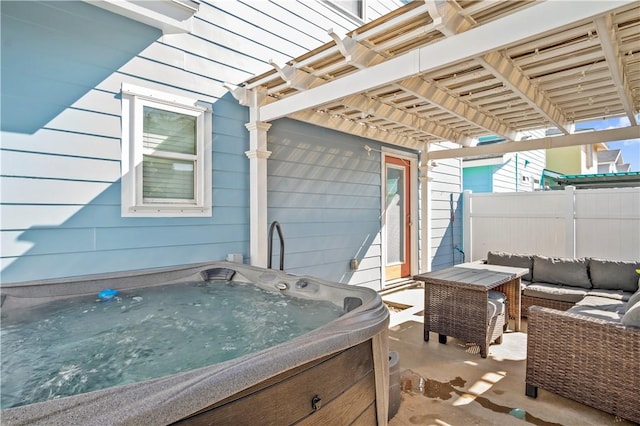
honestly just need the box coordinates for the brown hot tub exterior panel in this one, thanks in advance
[174,340,376,425]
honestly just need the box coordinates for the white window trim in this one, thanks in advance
[324,0,366,24]
[121,83,212,217]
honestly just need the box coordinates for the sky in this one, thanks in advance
[575,115,640,172]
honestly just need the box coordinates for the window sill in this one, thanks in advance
[123,205,212,218]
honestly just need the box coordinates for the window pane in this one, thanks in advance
[143,156,194,200]
[386,166,404,264]
[332,1,363,18]
[143,106,196,155]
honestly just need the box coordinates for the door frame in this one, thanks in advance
[381,147,418,284]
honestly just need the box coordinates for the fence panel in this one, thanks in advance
[574,188,640,261]
[464,187,640,261]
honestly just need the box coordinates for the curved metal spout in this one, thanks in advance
[268,221,285,270]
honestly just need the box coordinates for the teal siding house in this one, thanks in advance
[463,137,546,193]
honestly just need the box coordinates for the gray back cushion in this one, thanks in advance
[589,259,640,292]
[533,255,591,288]
[486,251,533,281]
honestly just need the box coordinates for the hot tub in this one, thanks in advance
[0,261,390,425]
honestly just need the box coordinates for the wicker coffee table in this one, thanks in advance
[414,264,528,358]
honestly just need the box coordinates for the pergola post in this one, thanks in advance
[420,147,435,273]
[244,121,271,267]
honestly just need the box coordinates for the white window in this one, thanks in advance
[329,1,364,20]
[121,83,212,217]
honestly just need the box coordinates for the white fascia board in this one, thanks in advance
[463,155,509,168]
[427,126,640,160]
[258,0,635,123]
[87,0,199,34]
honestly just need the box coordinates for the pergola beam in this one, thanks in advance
[426,126,640,160]
[291,109,423,149]
[258,0,634,123]
[594,15,638,126]
[477,51,573,134]
[400,76,519,142]
[340,93,467,144]
[427,0,473,37]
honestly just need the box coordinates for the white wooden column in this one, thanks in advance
[245,121,271,267]
[419,148,435,273]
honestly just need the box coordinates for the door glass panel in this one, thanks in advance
[386,165,405,265]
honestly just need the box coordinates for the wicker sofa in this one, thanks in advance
[485,251,639,316]
[485,251,640,422]
[526,304,640,423]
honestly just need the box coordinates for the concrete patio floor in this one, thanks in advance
[382,285,635,426]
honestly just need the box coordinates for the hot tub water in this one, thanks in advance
[1,281,342,409]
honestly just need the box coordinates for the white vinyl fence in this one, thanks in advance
[463,186,640,261]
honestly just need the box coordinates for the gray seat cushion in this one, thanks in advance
[586,288,633,302]
[571,295,626,322]
[575,295,626,309]
[487,298,505,318]
[487,290,506,318]
[523,283,587,303]
[532,255,591,288]
[589,259,640,293]
[486,251,533,281]
[488,290,506,302]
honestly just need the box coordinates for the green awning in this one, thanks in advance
[541,170,640,189]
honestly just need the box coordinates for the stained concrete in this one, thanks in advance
[383,286,635,426]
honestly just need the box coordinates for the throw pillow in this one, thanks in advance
[621,298,640,328]
[589,259,640,292]
[533,255,591,288]
[626,288,640,311]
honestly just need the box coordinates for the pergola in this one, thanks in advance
[227,0,640,267]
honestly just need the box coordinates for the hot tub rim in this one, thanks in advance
[1,262,390,425]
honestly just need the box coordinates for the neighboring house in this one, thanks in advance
[543,129,635,188]
[597,149,631,173]
[545,128,609,175]
[1,0,462,289]
[463,134,546,193]
[470,125,638,191]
